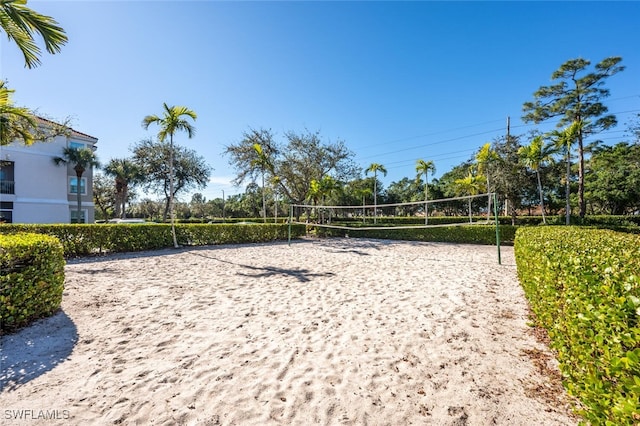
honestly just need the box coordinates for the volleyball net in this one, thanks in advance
[287,192,502,263]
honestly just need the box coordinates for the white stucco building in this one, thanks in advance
[0,120,99,224]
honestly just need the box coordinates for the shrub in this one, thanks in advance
[315,224,516,245]
[514,227,640,424]
[0,223,306,258]
[0,233,65,332]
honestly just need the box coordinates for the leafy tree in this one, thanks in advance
[454,169,485,222]
[132,198,163,222]
[226,128,356,219]
[415,159,435,223]
[365,163,387,224]
[522,56,625,217]
[309,175,341,222]
[92,172,116,220]
[132,138,211,222]
[586,142,640,214]
[142,103,197,247]
[53,147,100,223]
[0,0,67,68]
[103,158,142,219]
[488,135,529,224]
[385,177,421,216]
[190,193,208,221]
[627,113,640,144]
[518,135,559,224]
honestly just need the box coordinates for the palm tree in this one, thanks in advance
[142,103,197,248]
[0,0,67,68]
[252,143,273,223]
[104,158,142,219]
[415,159,435,224]
[54,147,100,223]
[0,80,36,146]
[365,163,387,224]
[476,143,499,219]
[549,121,584,225]
[454,170,485,223]
[518,135,558,224]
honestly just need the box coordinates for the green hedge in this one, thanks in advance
[0,233,65,332]
[0,223,306,258]
[314,224,516,245]
[514,227,640,424]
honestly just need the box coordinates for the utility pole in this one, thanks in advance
[504,116,511,217]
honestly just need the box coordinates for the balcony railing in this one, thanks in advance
[0,180,15,194]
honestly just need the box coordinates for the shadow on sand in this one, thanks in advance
[0,310,78,393]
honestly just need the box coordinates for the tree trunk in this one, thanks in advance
[122,183,128,219]
[169,136,178,248]
[577,131,586,218]
[373,173,378,224]
[76,170,83,223]
[261,171,266,223]
[486,172,492,221]
[536,171,546,224]
[424,173,429,225]
[566,149,571,225]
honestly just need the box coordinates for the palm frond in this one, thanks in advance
[0,0,67,68]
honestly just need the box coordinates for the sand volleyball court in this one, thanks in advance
[1,238,576,425]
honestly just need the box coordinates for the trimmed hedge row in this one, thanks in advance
[0,223,306,258]
[514,227,640,424]
[314,224,516,245]
[0,233,65,332]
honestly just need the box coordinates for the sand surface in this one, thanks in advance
[1,238,577,425]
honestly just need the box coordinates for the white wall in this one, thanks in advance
[1,131,98,224]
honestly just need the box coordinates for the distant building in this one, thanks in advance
[0,119,98,224]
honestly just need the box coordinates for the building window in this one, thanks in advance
[70,209,86,224]
[0,161,15,194]
[0,201,13,224]
[69,177,86,195]
[69,141,85,150]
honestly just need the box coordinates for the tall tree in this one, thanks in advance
[92,172,116,220]
[549,121,583,224]
[103,158,142,219]
[132,138,210,222]
[365,163,387,224]
[142,103,197,248]
[454,169,485,223]
[252,143,273,223]
[522,56,625,217]
[491,135,528,224]
[0,0,67,68]
[226,128,356,220]
[53,147,100,223]
[415,159,435,224]
[476,143,499,218]
[518,135,559,224]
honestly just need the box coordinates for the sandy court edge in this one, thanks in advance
[0,238,577,425]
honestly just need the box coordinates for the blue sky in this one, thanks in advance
[2,1,639,202]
